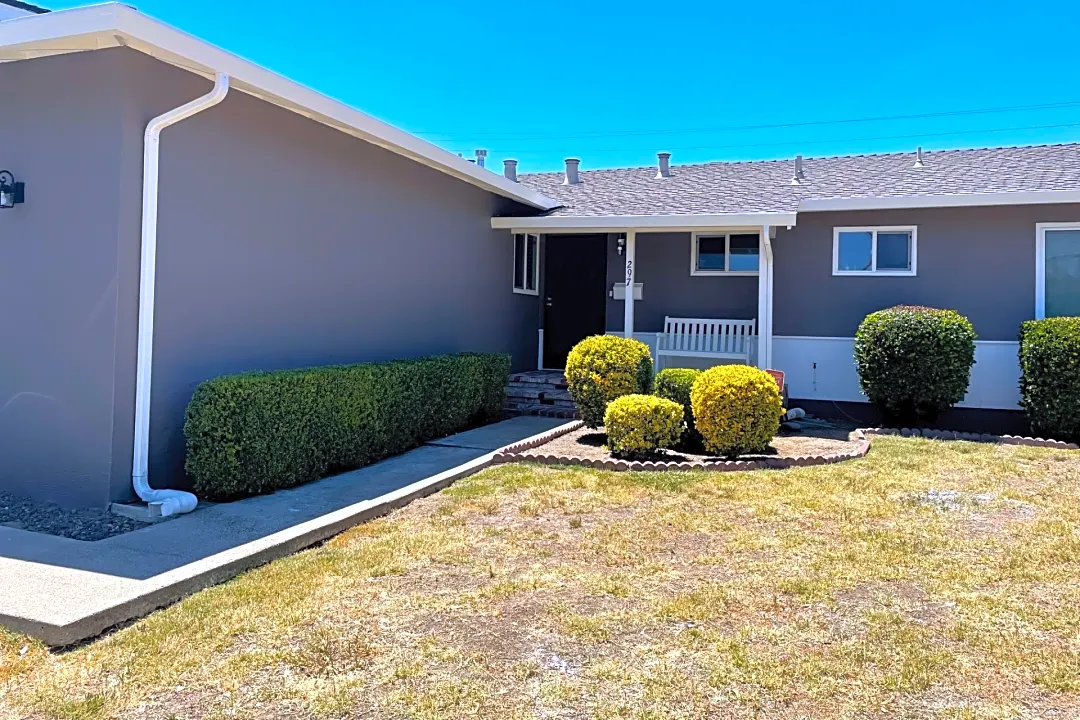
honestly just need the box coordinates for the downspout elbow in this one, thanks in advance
[132,73,230,518]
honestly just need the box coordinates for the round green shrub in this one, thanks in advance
[604,394,684,458]
[565,335,653,428]
[690,364,782,457]
[1019,317,1080,442]
[653,367,702,448]
[854,305,976,425]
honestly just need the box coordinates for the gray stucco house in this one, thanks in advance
[2,3,1079,511]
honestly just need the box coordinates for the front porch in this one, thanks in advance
[511,221,784,373]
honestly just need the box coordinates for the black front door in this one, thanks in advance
[543,234,608,368]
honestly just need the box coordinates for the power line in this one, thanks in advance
[481,120,1080,156]
[413,100,1080,141]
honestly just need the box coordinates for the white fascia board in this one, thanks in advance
[491,212,797,232]
[0,4,559,212]
[799,189,1080,212]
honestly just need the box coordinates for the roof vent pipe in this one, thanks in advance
[475,148,487,168]
[563,158,581,185]
[791,154,804,185]
[133,72,230,518]
[913,146,925,168]
[503,159,518,182]
[656,152,671,178]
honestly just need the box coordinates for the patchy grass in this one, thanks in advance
[2,437,1080,718]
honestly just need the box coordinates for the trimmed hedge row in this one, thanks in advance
[1020,317,1080,442]
[184,353,510,500]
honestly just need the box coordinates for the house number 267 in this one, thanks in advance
[625,260,633,286]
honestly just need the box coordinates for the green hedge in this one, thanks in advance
[854,305,976,425]
[653,368,701,449]
[184,353,510,500]
[1019,317,1080,442]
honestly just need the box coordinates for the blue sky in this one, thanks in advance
[45,0,1080,173]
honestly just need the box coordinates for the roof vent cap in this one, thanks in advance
[563,158,581,185]
[790,154,804,185]
[913,146,925,168]
[474,149,487,168]
[503,159,518,182]
[656,152,672,178]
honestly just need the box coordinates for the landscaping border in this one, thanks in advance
[492,422,872,471]
[863,427,1079,450]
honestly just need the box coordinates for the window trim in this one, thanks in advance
[1035,221,1080,319]
[832,226,918,277]
[690,231,761,276]
[512,232,540,295]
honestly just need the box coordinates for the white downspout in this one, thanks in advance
[132,73,230,517]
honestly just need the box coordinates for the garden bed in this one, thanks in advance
[495,421,869,471]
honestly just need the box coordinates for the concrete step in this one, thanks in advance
[505,386,574,403]
[508,372,568,388]
[504,403,579,419]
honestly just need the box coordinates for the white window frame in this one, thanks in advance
[690,231,761,276]
[832,226,918,277]
[512,233,540,295]
[1035,222,1080,319]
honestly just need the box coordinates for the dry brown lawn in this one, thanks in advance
[2,436,1079,719]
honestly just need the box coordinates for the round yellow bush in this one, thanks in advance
[604,394,683,458]
[690,364,782,457]
[565,335,653,428]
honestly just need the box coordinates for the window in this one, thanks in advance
[691,232,760,275]
[513,233,539,294]
[833,226,916,276]
[1036,223,1080,318]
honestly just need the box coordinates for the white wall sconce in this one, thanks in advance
[617,235,626,255]
[0,170,25,209]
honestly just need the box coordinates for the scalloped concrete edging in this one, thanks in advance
[863,427,1079,450]
[492,423,872,472]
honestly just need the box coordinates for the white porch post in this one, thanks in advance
[623,230,636,337]
[757,225,774,369]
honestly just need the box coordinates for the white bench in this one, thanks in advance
[655,316,756,370]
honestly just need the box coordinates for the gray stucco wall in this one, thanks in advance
[0,48,538,507]
[601,205,1080,343]
[605,232,759,332]
[0,51,127,508]
[110,49,539,492]
[773,205,1080,341]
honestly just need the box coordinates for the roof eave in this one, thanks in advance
[0,3,560,211]
[798,189,1080,212]
[491,212,798,232]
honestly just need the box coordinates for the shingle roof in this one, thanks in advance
[515,144,1080,217]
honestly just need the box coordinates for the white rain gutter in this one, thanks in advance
[132,72,230,517]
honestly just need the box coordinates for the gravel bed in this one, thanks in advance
[521,425,862,464]
[0,491,148,541]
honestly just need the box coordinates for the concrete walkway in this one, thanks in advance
[0,416,567,645]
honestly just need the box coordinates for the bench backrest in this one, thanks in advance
[661,317,757,354]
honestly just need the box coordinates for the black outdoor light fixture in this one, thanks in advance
[0,170,25,209]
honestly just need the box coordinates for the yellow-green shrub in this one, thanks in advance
[604,394,683,458]
[690,364,782,457]
[565,335,653,428]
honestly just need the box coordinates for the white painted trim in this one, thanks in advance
[832,226,917,276]
[537,329,544,370]
[772,336,1022,410]
[511,232,540,296]
[1034,221,1080,319]
[491,212,798,232]
[801,189,1080,212]
[690,231,761,277]
[0,4,558,212]
[623,231,636,336]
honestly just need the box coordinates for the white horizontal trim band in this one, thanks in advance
[491,212,798,232]
[799,189,1080,212]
